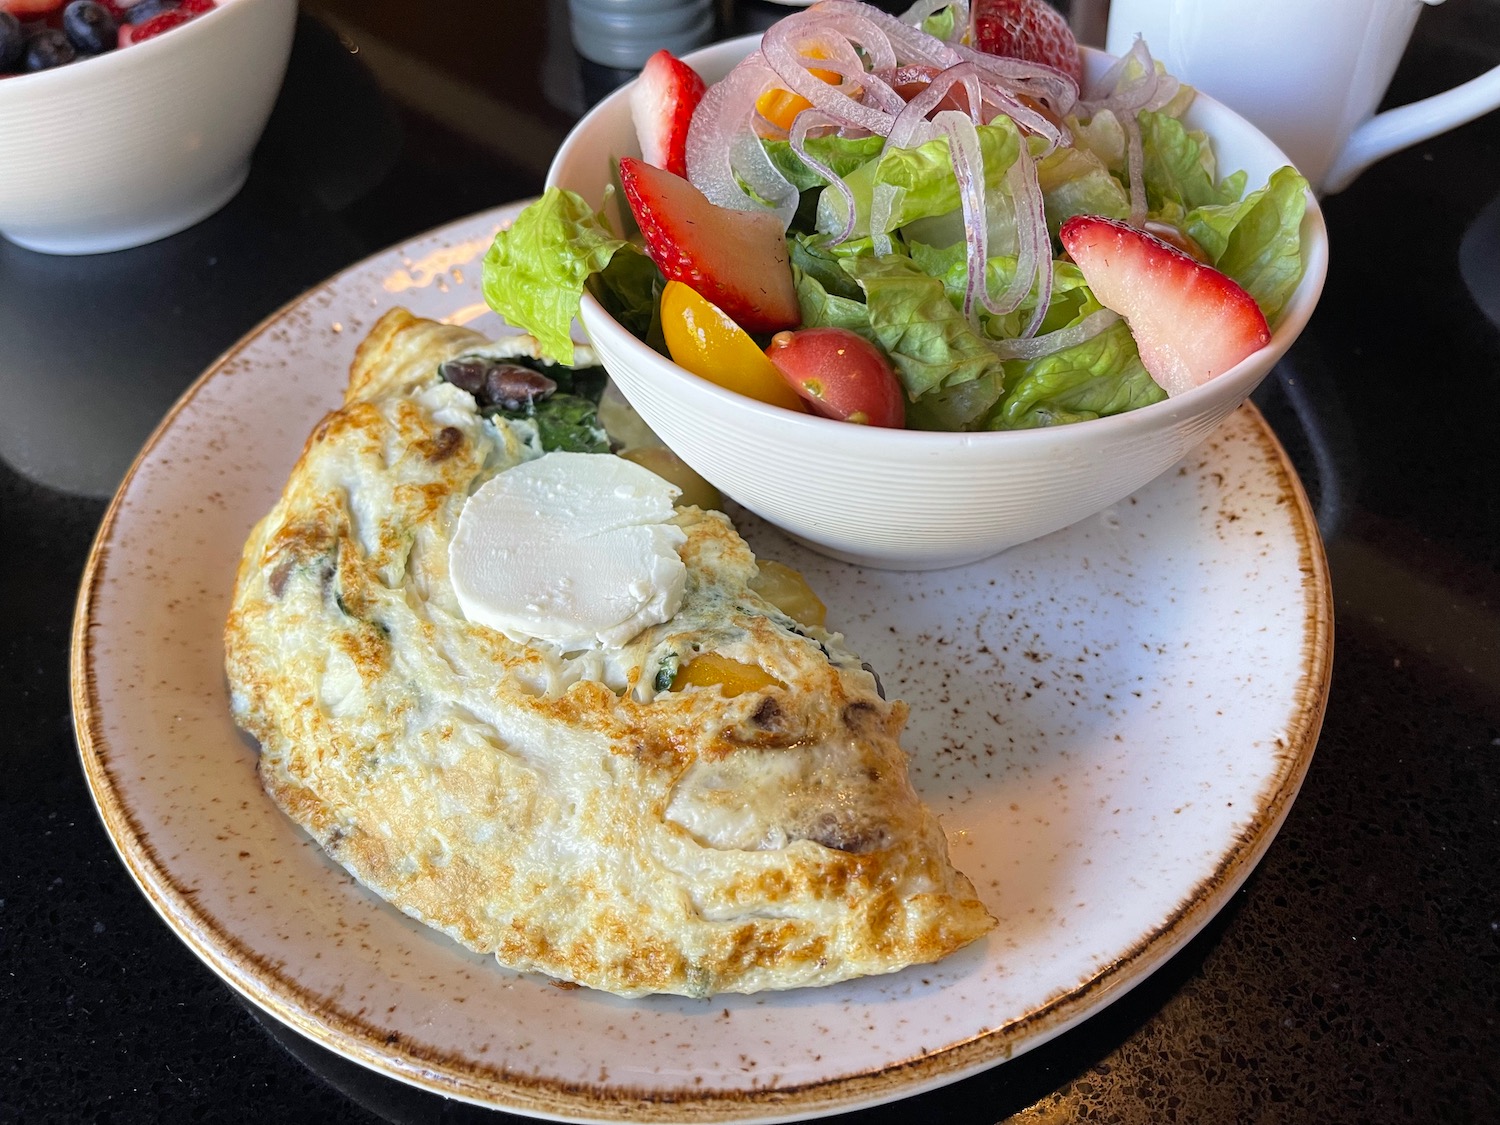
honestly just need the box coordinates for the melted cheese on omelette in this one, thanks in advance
[224,308,995,997]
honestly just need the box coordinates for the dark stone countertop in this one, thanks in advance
[2,2,1496,1122]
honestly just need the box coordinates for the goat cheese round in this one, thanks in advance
[448,451,687,649]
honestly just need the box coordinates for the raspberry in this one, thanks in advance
[126,6,188,41]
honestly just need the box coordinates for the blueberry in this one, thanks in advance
[24,28,78,72]
[64,1,118,54]
[0,13,24,72]
[124,0,179,22]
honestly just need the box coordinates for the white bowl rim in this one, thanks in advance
[0,0,249,95]
[550,32,1330,452]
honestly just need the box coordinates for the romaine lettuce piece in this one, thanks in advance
[1068,109,1126,173]
[844,254,1009,428]
[985,319,1166,430]
[908,244,1102,341]
[762,134,887,192]
[1036,143,1131,236]
[793,266,880,341]
[1139,110,1246,217]
[590,245,665,351]
[907,370,1006,431]
[1184,165,1310,322]
[482,187,629,365]
[815,119,1022,240]
[789,233,869,301]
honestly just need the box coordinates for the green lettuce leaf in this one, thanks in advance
[844,254,1008,428]
[919,3,957,39]
[1036,143,1131,236]
[908,244,1102,341]
[793,267,879,340]
[906,372,1005,431]
[1068,109,1126,173]
[1184,165,1309,322]
[590,245,665,351]
[762,134,888,192]
[789,233,867,301]
[1139,110,1247,217]
[985,320,1166,430]
[816,119,1022,240]
[481,187,628,365]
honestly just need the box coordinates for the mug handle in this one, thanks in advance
[1323,62,1500,193]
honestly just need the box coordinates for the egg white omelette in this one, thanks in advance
[225,309,994,997]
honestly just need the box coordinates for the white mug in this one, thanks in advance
[1104,0,1500,194]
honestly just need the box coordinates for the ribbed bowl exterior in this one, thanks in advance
[554,35,1329,570]
[0,0,297,253]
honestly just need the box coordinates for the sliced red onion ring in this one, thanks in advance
[949,44,1079,115]
[732,128,801,227]
[1079,38,1182,228]
[815,0,961,68]
[931,110,990,321]
[789,109,859,244]
[1088,37,1155,106]
[681,2,1072,342]
[986,307,1121,360]
[1122,113,1147,226]
[898,0,969,30]
[762,19,896,135]
[686,52,784,210]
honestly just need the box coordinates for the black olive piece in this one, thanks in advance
[0,13,24,71]
[23,28,77,72]
[63,1,118,55]
[482,363,556,411]
[438,356,489,396]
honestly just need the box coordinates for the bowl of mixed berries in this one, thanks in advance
[2,0,219,75]
[0,0,297,253]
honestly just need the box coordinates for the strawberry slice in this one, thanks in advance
[629,49,705,179]
[1060,215,1270,397]
[971,0,1083,85]
[618,156,800,335]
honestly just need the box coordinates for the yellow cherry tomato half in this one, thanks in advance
[748,560,827,628]
[660,281,807,413]
[671,652,785,697]
[754,52,841,132]
[756,87,817,133]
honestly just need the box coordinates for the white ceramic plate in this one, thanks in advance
[72,201,1331,1123]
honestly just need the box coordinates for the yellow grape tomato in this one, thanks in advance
[660,281,807,412]
[754,51,841,132]
[748,560,827,628]
[671,652,784,697]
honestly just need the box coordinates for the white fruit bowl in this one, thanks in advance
[546,34,1329,571]
[0,0,297,255]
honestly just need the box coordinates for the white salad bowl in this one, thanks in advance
[546,34,1329,570]
[0,0,297,255]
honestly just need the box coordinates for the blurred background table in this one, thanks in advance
[2,1,1496,1121]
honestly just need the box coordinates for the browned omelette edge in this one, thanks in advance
[70,213,1334,1124]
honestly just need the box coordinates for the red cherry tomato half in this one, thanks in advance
[765,327,906,429]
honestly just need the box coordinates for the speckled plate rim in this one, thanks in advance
[70,203,1333,1123]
